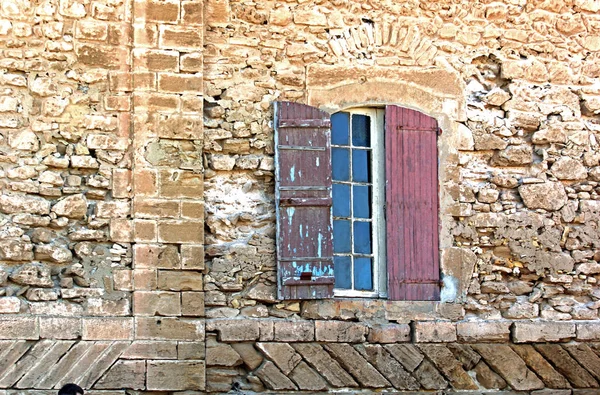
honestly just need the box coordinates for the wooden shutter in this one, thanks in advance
[385,105,440,301]
[275,101,334,300]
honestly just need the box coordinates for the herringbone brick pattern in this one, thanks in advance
[206,339,600,393]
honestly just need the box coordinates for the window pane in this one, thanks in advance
[352,114,370,147]
[353,221,372,254]
[333,184,350,217]
[332,148,349,181]
[352,150,370,183]
[354,257,373,290]
[334,256,352,289]
[333,220,351,253]
[353,185,371,218]
[331,112,349,145]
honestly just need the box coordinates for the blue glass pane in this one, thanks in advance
[334,256,351,289]
[353,185,371,219]
[354,258,373,291]
[353,221,372,254]
[333,184,350,217]
[352,114,370,147]
[352,150,370,183]
[333,220,351,253]
[331,112,349,146]
[332,148,349,181]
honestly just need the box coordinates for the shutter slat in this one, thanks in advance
[386,105,440,301]
[275,101,334,300]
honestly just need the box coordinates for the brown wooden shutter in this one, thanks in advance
[275,101,334,300]
[385,105,440,301]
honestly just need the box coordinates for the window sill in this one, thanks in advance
[301,298,464,323]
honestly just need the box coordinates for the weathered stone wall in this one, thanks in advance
[2,0,600,393]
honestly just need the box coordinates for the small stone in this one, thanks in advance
[551,157,587,180]
[52,194,87,218]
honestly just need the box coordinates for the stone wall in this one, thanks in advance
[1,0,600,393]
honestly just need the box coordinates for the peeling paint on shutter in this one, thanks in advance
[385,105,440,301]
[275,101,334,300]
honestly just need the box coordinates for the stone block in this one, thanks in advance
[513,321,575,343]
[156,113,203,140]
[159,26,203,50]
[147,360,205,391]
[181,201,204,219]
[206,336,242,367]
[181,245,205,270]
[158,73,202,93]
[182,1,203,25]
[112,169,131,198]
[0,296,20,313]
[324,343,390,388]
[133,198,179,219]
[457,321,511,342]
[414,321,457,342]
[511,344,571,389]
[577,322,600,341]
[315,320,367,343]
[95,360,145,390]
[0,317,38,339]
[206,319,260,341]
[76,44,129,69]
[418,344,478,389]
[82,318,133,340]
[158,220,203,244]
[231,342,263,370]
[257,342,301,375]
[133,269,158,290]
[135,317,204,341]
[134,244,180,269]
[158,270,203,291]
[134,168,158,196]
[384,344,424,372]
[255,361,297,391]
[135,0,180,23]
[133,291,181,316]
[205,0,230,26]
[113,269,134,291]
[110,218,133,243]
[273,321,314,342]
[133,49,180,72]
[293,343,357,388]
[356,344,419,390]
[181,292,205,317]
[289,361,328,391]
[133,219,157,242]
[179,341,206,360]
[367,323,411,343]
[39,317,81,339]
[121,341,178,359]
[159,169,203,198]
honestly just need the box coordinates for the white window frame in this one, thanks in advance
[332,108,387,298]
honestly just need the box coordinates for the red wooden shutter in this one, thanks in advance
[275,101,334,300]
[385,106,440,301]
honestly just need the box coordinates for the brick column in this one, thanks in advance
[127,0,205,391]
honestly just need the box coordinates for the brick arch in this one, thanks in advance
[306,65,472,303]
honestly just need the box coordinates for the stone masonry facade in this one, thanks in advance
[1,0,600,393]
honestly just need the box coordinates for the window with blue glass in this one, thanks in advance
[331,109,386,298]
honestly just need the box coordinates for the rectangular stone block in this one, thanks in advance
[96,201,131,218]
[39,317,81,339]
[121,341,178,359]
[158,270,203,291]
[273,321,314,342]
[367,323,411,343]
[182,292,205,317]
[114,269,134,291]
[134,244,180,269]
[112,169,132,198]
[0,296,20,313]
[182,1,203,25]
[133,92,181,112]
[182,245,205,270]
[577,322,600,341]
[133,219,157,242]
[133,291,182,316]
[315,321,367,343]
[147,360,205,391]
[133,198,180,219]
[135,0,180,23]
[181,201,204,219]
[158,220,203,244]
[179,341,206,360]
[513,321,575,343]
[159,169,203,198]
[0,317,38,340]
[135,317,204,340]
[134,269,158,290]
[134,23,158,47]
[133,48,179,71]
[414,321,457,343]
[76,44,129,69]
[159,26,203,50]
[158,73,203,93]
[83,318,133,340]
[156,114,203,140]
[206,319,260,341]
[110,218,133,242]
[134,168,158,196]
[457,321,511,342]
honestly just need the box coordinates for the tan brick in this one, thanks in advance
[82,318,133,340]
[87,134,129,150]
[108,23,132,46]
[158,73,203,93]
[135,0,180,23]
[158,270,203,291]
[182,292,205,317]
[110,218,133,242]
[96,201,131,218]
[315,321,367,343]
[513,321,575,343]
[76,44,129,69]
[134,168,158,196]
[136,317,204,340]
[368,323,411,343]
[457,321,511,342]
[134,244,180,269]
[414,321,457,343]
[158,220,203,243]
[181,245,205,270]
[109,71,133,92]
[2,318,41,340]
[157,113,203,140]
[179,341,206,359]
[75,20,109,41]
[182,94,203,112]
[133,71,157,91]
[133,92,181,112]
[133,23,158,47]
[147,360,205,391]
[112,169,132,199]
[40,317,81,339]
[182,1,203,25]
[159,170,203,198]
[273,321,314,342]
[181,201,204,218]
[206,319,259,341]
[134,291,182,316]
[181,52,203,72]
[133,49,179,72]
[86,298,131,316]
[205,0,230,26]
[134,269,158,290]
[134,219,157,242]
[0,296,20,313]
[159,26,203,49]
[114,269,134,291]
[577,322,600,341]
[122,340,178,359]
[133,197,180,219]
